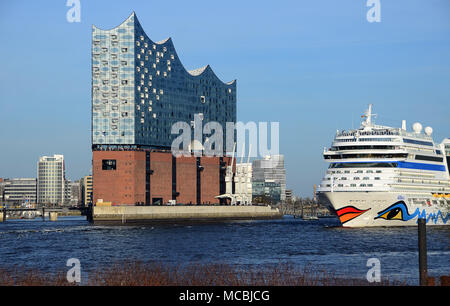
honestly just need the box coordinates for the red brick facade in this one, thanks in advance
[200,157,221,204]
[93,151,146,205]
[149,152,172,204]
[175,156,197,204]
[93,151,233,205]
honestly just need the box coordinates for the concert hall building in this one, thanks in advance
[91,12,236,205]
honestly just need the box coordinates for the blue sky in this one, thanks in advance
[0,0,449,197]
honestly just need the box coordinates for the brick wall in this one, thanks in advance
[93,151,146,205]
[93,150,234,206]
[149,152,172,204]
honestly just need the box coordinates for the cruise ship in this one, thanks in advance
[317,105,449,227]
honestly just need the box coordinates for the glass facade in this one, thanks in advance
[92,13,236,149]
[252,155,286,201]
[252,180,282,204]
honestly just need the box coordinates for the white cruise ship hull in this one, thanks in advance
[323,192,449,227]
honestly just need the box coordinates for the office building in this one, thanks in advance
[285,189,293,202]
[252,155,286,202]
[2,178,37,206]
[64,180,82,206]
[82,175,93,206]
[37,154,65,205]
[252,180,282,204]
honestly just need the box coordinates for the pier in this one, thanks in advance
[92,205,282,224]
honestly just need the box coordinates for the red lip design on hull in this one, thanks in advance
[336,206,371,225]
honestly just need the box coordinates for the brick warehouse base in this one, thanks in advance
[93,150,232,205]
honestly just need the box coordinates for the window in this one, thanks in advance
[403,138,433,146]
[102,160,116,170]
[415,155,443,162]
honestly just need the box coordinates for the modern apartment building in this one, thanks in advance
[37,155,65,205]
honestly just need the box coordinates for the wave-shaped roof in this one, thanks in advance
[93,12,236,86]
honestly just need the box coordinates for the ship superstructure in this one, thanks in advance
[317,105,449,227]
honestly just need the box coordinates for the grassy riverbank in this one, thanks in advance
[1,261,448,286]
[0,262,410,286]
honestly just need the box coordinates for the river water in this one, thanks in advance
[0,216,448,285]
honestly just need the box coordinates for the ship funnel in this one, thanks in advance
[402,120,407,130]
